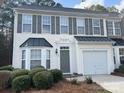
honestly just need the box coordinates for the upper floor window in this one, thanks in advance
[114,22,121,35]
[22,15,32,32]
[77,18,85,34]
[60,16,69,34]
[42,16,51,33]
[92,19,101,35]
[107,21,113,36]
[107,20,121,36]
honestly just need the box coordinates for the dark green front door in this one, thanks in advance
[60,47,70,73]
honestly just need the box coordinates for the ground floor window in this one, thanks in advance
[30,49,41,69]
[22,50,26,69]
[46,50,50,69]
[119,48,124,64]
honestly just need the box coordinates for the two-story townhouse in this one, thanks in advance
[12,5,124,75]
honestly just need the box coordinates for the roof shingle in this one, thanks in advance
[74,36,113,43]
[20,38,53,47]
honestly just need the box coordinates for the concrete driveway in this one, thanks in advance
[68,75,124,93]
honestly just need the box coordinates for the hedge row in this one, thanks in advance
[0,66,63,93]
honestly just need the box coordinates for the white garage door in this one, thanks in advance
[83,50,108,75]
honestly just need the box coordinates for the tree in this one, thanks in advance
[31,0,63,7]
[87,4,108,12]
[107,6,119,13]
[0,33,11,66]
[86,4,119,13]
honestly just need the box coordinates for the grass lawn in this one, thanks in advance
[0,80,111,93]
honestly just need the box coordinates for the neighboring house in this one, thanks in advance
[12,5,124,75]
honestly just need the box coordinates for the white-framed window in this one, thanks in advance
[77,18,85,34]
[22,50,26,69]
[92,19,101,35]
[114,21,121,35]
[107,21,113,36]
[107,20,121,36]
[60,16,69,34]
[30,49,41,69]
[22,14,32,32]
[42,16,51,33]
[46,50,50,69]
[119,48,124,64]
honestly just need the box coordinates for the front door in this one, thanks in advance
[60,47,70,73]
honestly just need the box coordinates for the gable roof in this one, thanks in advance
[20,38,53,47]
[14,5,120,17]
[74,36,114,43]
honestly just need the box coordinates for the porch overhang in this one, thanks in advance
[20,38,53,47]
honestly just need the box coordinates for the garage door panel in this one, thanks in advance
[83,50,108,75]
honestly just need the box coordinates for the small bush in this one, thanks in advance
[50,69,63,83]
[0,71,12,89]
[12,75,31,93]
[119,65,124,73]
[70,79,79,85]
[33,71,53,90]
[11,69,29,81]
[29,68,46,78]
[0,65,14,71]
[114,69,119,73]
[85,76,93,84]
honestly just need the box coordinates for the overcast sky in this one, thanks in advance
[55,0,124,11]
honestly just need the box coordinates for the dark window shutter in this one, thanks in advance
[85,18,89,35]
[69,17,73,35]
[32,15,36,33]
[37,16,42,34]
[73,18,77,35]
[89,19,93,35]
[56,16,60,34]
[106,20,109,36]
[17,14,22,33]
[51,16,55,34]
[100,19,104,35]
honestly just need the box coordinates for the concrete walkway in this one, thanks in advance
[68,75,124,93]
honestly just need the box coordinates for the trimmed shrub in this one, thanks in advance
[0,71,12,89]
[12,75,31,93]
[114,69,119,73]
[11,69,29,81]
[0,65,14,71]
[119,65,124,73]
[85,76,93,84]
[33,71,53,90]
[50,69,63,83]
[29,67,46,78]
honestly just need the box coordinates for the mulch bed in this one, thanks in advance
[0,80,111,93]
[111,72,124,77]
